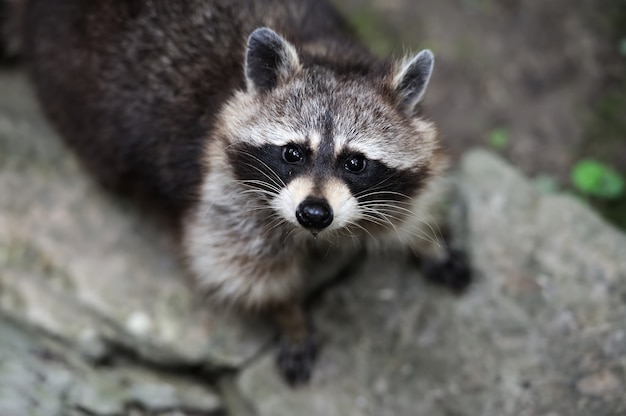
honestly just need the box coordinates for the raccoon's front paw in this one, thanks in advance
[276,336,319,386]
[423,248,472,293]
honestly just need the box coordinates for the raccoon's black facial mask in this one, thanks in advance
[228,140,427,208]
[227,143,311,195]
[335,150,426,204]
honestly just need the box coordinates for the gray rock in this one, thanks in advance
[239,150,626,416]
[0,68,272,372]
[0,317,222,416]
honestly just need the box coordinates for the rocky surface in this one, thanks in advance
[0,68,265,416]
[239,152,626,416]
[2,67,626,416]
[0,317,222,416]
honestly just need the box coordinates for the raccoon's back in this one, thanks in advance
[25,0,354,217]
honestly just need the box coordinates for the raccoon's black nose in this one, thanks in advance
[296,198,333,230]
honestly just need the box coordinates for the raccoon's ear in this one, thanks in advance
[392,49,434,113]
[245,27,300,92]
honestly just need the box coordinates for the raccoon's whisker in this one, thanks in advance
[234,179,282,194]
[378,208,442,247]
[201,198,219,220]
[418,221,442,247]
[261,217,289,238]
[239,189,279,199]
[238,186,278,194]
[320,244,333,261]
[358,212,396,231]
[353,175,402,198]
[200,198,277,221]
[234,183,281,200]
[356,190,413,201]
[360,201,442,246]
[232,150,286,188]
[223,154,285,191]
[361,200,440,245]
[345,227,359,243]
[360,203,414,217]
[363,211,439,247]
[359,205,401,220]
[359,213,401,240]
[235,177,282,189]
[388,218,442,247]
[360,205,413,218]
[337,228,361,249]
[360,207,438,246]
[347,221,377,241]
[361,206,432,234]
[239,166,284,192]
[223,183,279,201]
[236,206,275,215]
[431,220,445,248]
[359,198,415,208]
[402,227,441,247]
[283,226,307,243]
[233,202,269,209]
[362,200,411,207]
[359,207,398,226]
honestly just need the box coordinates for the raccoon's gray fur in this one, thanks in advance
[22,0,470,384]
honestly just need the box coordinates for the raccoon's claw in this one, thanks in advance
[423,248,472,293]
[276,336,319,386]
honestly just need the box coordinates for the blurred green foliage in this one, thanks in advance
[579,1,626,229]
[487,128,509,151]
[571,160,624,199]
[347,8,396,56]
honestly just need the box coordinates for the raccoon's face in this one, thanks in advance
[219,28,444,238]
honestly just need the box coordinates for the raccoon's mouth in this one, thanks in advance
[295,198,334,235]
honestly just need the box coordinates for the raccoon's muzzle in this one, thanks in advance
[296,197,333,231]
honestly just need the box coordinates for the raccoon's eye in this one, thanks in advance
[344,155,367,173]
[282,145,305,164]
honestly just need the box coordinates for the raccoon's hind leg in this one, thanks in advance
[410,226,472,294]
[405,177,472,293]
[269,301,319,386]
[420,242,471,293]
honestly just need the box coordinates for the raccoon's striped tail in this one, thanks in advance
[0,0,25,60]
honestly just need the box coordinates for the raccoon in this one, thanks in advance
[21,0,471,384]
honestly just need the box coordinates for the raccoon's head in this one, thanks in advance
[218,28,445,239]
